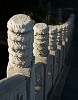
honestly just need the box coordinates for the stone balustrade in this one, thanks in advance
[0,75,27,100]
[0,13,75,100]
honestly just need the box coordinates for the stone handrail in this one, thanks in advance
[0,75,27,100]
[0,13,75,100]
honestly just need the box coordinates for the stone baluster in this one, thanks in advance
[56,26,62,49]
[64,14,75,59]
[61,25,66,46]
[48,25,53,92]
[61,24,66,67]
[48,26,57,52]
[48,25,57,85]
[64,22,69,55]
[7,14,35,100]
[56,25,62,74]
[65,21,71,51]
[64,23,69,58]
[33,23,49,100]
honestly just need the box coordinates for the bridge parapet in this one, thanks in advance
[0,75,27,100]
[0,13,75,100]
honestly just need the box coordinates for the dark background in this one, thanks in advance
[0,0,77,31]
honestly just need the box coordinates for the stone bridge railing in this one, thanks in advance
[0,13,75,100]
[0,75,27,100]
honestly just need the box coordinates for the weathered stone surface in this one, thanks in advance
[65,38,68,42]
[8,39,33,50]
[9,54,32,66]
[8,30,34,43]
[7,14,34,77]
[56,26,62,46]
[7,62,31,76]
[33,23,48,35]
[60,25,66,45]
[7,63,14,76]
[57,45,61,50]
[33,47,48,57]
[7,14,34,33]
[49,50,56,56]
[0,74,27,100]
[33,43,47,50]
[8,47,32,58]
[33,23,49,57]
[48,25,57,51]
[62,41,65,46]
[34,39,48,44]
[63,23,69,43]
[34,34,48,40]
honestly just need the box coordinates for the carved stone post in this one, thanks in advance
[67,21,73,52]
[48,25,57,85]
[7,14,35,100]
[33,23,49,100]
[56,25,62,75]
[64,22,69,56]
[64,23,69,59]
[61,24,66,67]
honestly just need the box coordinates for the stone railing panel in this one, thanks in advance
[0,75,27,100]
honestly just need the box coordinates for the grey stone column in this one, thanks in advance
[7,14,35,100]
[33,23,49,100]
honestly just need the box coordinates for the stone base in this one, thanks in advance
[49,50,56,56]
[7,66,31,77]
[57,45,61,50]
[35,56,48,64]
